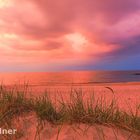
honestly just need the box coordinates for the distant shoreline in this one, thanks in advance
[1,81,140,87]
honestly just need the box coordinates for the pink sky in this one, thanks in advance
[0,0,140,71]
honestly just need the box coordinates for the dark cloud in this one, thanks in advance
[115,35,140,56]
[97,35,140,61]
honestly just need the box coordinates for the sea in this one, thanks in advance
[0,70,139,86]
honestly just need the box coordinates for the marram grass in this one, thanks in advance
[0,85,140,139]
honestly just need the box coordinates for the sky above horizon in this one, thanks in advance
[0,0,140,72]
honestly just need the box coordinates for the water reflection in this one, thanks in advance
[0,70,139,86]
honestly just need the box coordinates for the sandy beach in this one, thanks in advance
[6,82,139,140]
[0,0,140,139]
[29,82,140,110]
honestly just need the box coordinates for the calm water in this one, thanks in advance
[0,70,139,86]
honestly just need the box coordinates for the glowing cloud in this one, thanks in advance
[0,0,140,71]
[0,0,12,8]
[65,33,88,51]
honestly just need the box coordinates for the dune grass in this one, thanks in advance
[0,85,140,139]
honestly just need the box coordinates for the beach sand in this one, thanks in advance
[9,82,140,140]
[30,82,140,111]
[18,115,140,140]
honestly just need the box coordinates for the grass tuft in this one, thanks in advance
[0,85,140,138]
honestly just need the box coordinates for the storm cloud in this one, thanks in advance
[0,0,140,71]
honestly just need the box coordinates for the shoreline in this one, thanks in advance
[1,81,140,86]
